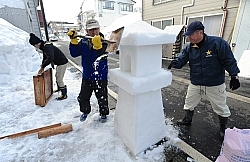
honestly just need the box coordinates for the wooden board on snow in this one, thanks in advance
[38,124,73,139]
[0,123,62,140]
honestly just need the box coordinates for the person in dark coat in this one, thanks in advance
[67,19,109,123]
[29,33,68,100]
[168,21,240,139]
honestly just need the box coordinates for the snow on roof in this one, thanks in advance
[0,0,25,9]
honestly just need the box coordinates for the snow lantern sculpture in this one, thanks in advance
[109,20,176,156]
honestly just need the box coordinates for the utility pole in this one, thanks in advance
[39,0,49,41]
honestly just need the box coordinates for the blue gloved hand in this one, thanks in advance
[167,60,178,69]
[230,76,240,90]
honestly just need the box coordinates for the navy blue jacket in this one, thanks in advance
[69,36,108,81]
[174,34,240,86]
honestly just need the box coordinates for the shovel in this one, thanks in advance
[72,35,116,44]
[72,27,124,53]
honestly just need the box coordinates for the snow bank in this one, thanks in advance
[0,18,40,85]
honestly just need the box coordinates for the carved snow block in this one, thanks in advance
[114,88,166,156]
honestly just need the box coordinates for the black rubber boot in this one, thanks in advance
[56,85,67,100]
[177,110,194,126]
[218,115,228,139]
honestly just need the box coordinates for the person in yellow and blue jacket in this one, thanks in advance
[67,19,109,123]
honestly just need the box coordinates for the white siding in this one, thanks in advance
[143,0,240,41]
[231,0,250,61]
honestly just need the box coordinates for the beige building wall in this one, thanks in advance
[142,0,240,42]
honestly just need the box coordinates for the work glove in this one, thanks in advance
[91,35,102,50]
[167,59,178,69]
[67,29,78,45]
[229,76,240,90]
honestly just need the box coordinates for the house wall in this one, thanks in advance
[0,0,41,38]
[81,0,135,28]
[0,6,31,33]
[98,0,135,27]
[231,0,250,62]
[142,0,239,42]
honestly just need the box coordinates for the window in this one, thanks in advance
[103,1,114,10]
[187,14,223,36]
[162,20,172,29]
[152,19,173,29]
[186,14,223,42]
[152,21,161,29]
[203,15,223,36]
[153,0,173,5]
[153,0,161,4]
[121,3,133,12]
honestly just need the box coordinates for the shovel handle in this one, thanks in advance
[72,35,116,44]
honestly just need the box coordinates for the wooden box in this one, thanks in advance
[33,68,53,107]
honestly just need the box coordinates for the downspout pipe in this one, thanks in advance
[180,0,195,25]
[40,0,49,41]
[220,0,228,37]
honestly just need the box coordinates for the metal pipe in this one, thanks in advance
[220,0,228,37]
[180,0,195,25]
[39,0,49,41]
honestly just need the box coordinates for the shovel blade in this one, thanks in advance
[106,27,124,53]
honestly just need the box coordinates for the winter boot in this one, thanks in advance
[56,85,67,100]
[80,113,88,122]
[177,110,194,126]
[218,115,228,139]
[99,115,107,123]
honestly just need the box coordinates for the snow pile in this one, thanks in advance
[0,18,40,85]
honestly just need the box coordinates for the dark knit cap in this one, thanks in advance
[184,21,204,36]
[29,33,41,45]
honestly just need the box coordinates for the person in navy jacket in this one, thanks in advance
[67,19,109,123]
[168,21,240,139]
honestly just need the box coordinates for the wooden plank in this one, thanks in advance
[43,68,53,106]
[33,68,53,107]
[33,75,43,105]
[38,124,73,139]
[0,123,62,140]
